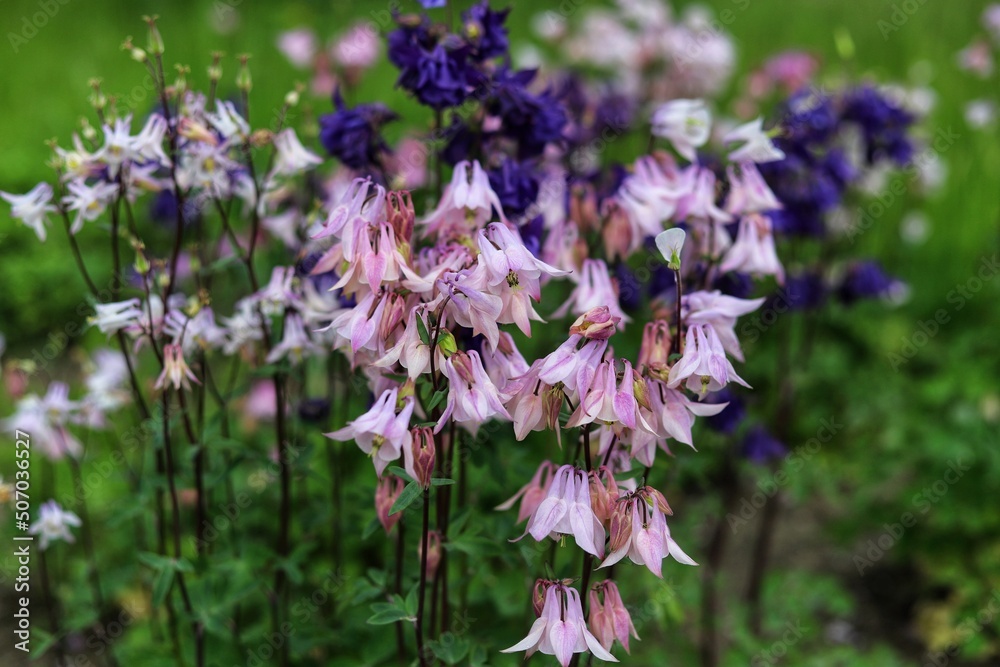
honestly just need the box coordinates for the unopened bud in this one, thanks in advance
[379,292,406,341]
[236,54,252,92]
[638,320,672,379]
[375,476,404,534]
[419,530,443,579]
[284,90,300,107]
[386,190,415,243]
[437,330,458,358]
[569,306,620,340]
[406,426,436,489]
[250,129,273,147]
[143,15,164,56]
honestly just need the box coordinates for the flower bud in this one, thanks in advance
[531,579,550,617]
[436,330,458,358]
[375,476,405,534]
[386,190,415,244]
[638,320,672,379]
[608,498,633,553]
[419,530,443,580]
[284,90,300,107]
[208,52,223,84]
[569,182,599,232]
[406,426,436,489]
[378,292,406,341]
[569,306,620,340]
[143,15,164,56]
[601,199,632,262]
[236,54,252,93]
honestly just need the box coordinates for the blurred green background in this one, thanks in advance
[1,1,999,665]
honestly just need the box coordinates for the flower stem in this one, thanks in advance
[415,489,431,667]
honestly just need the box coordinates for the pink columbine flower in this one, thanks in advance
[423,160,507,237]
[501,581,618,666]
[650,98,711,161]
[723,117,786,163]
[277,28,318,68]
[601,487,696,577]
[568,360,651,433]
[719,213,785,284]
[675,166,731,224]
[683,290,765,362]
[1,183,56,241]
[440,270,504,351]
[667,324,751,397]
[436,350,511,434]
[496,460,556,524]
[588,581,639,654]
[503,361,565,442]
[266,314,322,364]
[553,259,630,329]
[0,383,84,460]
[29,500,82,550]
[480,332,530,393]
[524,465,605,558]
[725,162,782,215]
[155,344,201,391]
[537,334,609,394]
[326,388,415,477]
[333,23,380,71]
[313,177,381,242]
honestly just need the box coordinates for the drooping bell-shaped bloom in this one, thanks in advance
[436,350,511,434]
[650,98,711,161]
[266,314,322,364]
[271,128,323,177]
[63,179,118,234]
[675,166,731,224]
[155,344,201,391]
[0,383,84,460]
[501,581,618,666]
[424,160,507,237]
[313,177,380,242]
[1,183,56,241]
[326,387,415,476]
[667,324,750,397]
[723,117,786,163]
[439,270,503,351]
[719,213,785,284]
[91,299,144,336]
[496,460,555,524]
[553,259,630,329]
[725,162,782,215]
[588,581,639,654]
[29,500,82,550]
[601,487,696,577]
[683,290,765,362]
[523,464,605,558]
[637,320,672,379]
[480,332,530,393]
[503,361,565,442]
[537,334,609,395]
[568,360,651,433]
[569,306,621,341]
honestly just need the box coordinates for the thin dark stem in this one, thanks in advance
[274,369,291,667]
[672,268,684,357]
[395,520,407,665]
[699,456,740,667]
[161,392,204,667]
[59,207,100,297]
[415,490,431,667]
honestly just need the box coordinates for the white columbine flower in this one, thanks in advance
[206,100,250,141]
[1,183,57,241]
[91,299,143,335]
[651,99,712,161]
[722,117,786,163]
[272,128,322,177]
[63,179,119,234]
[29,501,82,550]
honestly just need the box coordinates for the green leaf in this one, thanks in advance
[387,466,415,483]
[361,516,382,540]
[390,481,424,515]
[152,568,175,608]
[430,478,456,487]
[366,608,411,625]
[427,389,448,411]
[429,637,470,664]
[404,584,419,616]
[416,313,431,346]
